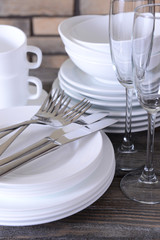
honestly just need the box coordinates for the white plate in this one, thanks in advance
[0,170,115,226]
[0,106,103,194]
[0,132,115,226]
[53,78,146,116]
[0,165,115,223]
[59,59,138,102]
[59,71,125,101]
[59,74,140,107]
[60,59,125,94]
[1,145,114,217]
[52,79,160,132]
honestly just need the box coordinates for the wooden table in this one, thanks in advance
[1,68,160,239]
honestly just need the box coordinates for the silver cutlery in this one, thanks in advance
[0,118,117,176]
[0,112,112,166]
[0,91,91,156]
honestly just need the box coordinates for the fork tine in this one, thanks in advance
[40,88,61,112]
[71,103,91,122]
[65,101,91,119]
[57,96,71,115]
[64,99,89,118]
[48,90,65,114]
[63,98,87,115]
[74,100,91,113]
[45,89,62,112]
[63,100,91,122]
[38,89,54,111]
[63,102,91,124]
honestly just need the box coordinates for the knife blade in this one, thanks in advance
[0,118,116,176]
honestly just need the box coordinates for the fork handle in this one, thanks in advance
[0,125,28,156]
[0,119,39,140]
[0,119,37,134]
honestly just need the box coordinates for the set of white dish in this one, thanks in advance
[57,15,160,133]
[53,59,160,133]
[0,106,115,226]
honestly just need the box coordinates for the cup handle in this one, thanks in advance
[26,46,42,69]
[28,77,42,100]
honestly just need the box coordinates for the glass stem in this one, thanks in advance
[139,112,157,184]
[120,87,135,152]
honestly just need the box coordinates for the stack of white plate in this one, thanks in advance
[53,59,160,133]
[57,15,160,133]
[0,106,115,226]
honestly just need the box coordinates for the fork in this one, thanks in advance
[0,95,91,156]
[0,89,71,137]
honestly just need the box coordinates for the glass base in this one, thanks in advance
[120,170,160,204]
[116,146,144,172]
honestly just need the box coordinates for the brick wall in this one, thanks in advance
[0,0,110,71]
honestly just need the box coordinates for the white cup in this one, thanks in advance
[0,72,42,108]
[0,25,43,108]
[0,25,42,76]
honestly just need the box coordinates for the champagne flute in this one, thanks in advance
[120,3,160,204]
[109,0,154,171]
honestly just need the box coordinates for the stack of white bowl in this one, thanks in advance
[53,15,160,133]
[58,15,113,80]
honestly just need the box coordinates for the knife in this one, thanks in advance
[0,118,116,176]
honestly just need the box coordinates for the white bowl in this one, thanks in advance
[58,15,110,63]
[65,47,116,80]
[70,16,110,53]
